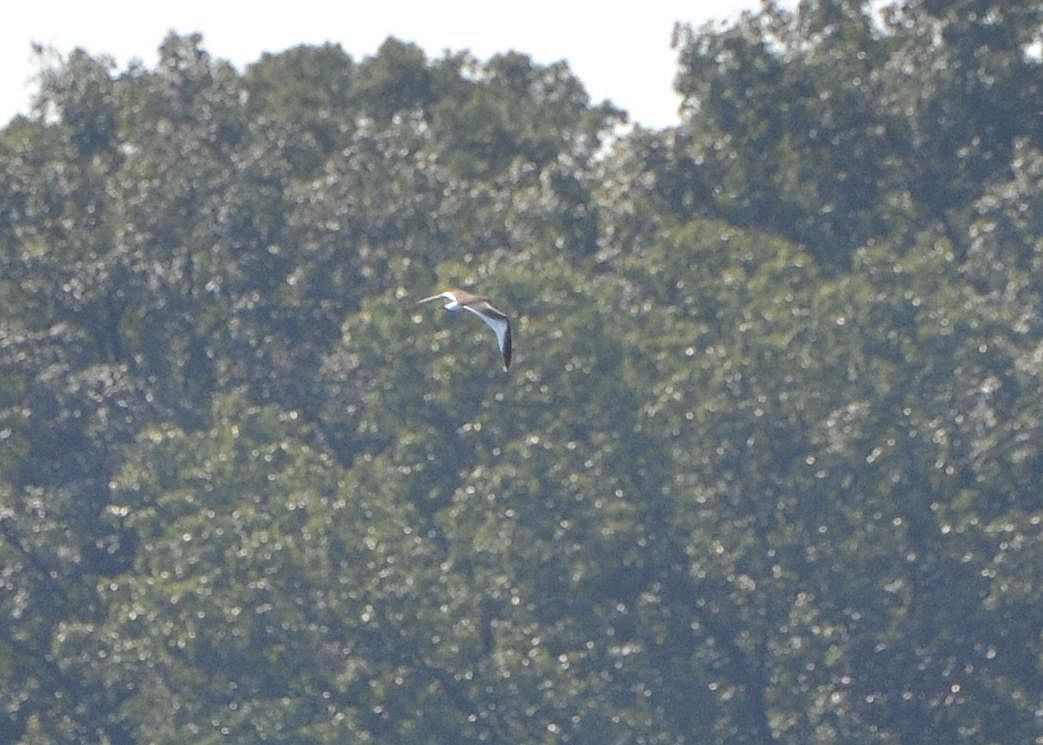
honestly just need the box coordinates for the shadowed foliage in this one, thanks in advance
[2,2,1041,741]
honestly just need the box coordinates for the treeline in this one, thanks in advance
[1,1,1041,742]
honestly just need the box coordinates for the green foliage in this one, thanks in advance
[1,3,1041,742]
[672,0,1043,270]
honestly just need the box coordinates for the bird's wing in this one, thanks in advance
[463,302,512,371]
[500,318,512,370]
[417,291,455,305]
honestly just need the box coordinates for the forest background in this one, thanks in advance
[1,0,1041,742]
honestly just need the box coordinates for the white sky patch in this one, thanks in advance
[1,0,760,129]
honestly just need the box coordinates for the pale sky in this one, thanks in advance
[1,1,761,130]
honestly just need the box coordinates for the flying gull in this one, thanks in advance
[417,289,512,371]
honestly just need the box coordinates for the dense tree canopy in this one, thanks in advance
[1,1,1041,742]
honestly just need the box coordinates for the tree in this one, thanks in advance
[2,11,1041,742]
[671,0,1042,269]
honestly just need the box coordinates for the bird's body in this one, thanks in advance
[417,289,512,371]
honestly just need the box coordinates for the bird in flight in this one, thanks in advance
[417,289,512,372]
